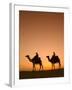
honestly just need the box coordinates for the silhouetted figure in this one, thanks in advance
[25,54,43,71]
[52,52,55,59]
[46,53,61,70]
[34,52,39,61]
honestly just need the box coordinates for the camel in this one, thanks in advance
[25,55,43,71]
[46,56,61,70]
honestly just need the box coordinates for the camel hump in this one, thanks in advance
[51,55,59,60]
[55,56,60,60]
[56,56,59,58]
[39,57,41,59]
[55,55,58,58]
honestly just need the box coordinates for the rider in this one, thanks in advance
[34,52,39,60]
[52,52,55,58]
[36,52,39,58]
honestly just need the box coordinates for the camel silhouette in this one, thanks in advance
[46,55,61,70]
[25,55,43,71]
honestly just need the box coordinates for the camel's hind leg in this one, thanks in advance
[52,64,55,70]
[39,64,41,71]
[59,62,61,68]
[33,64,36,71]
[41,64,43,70]
[54,64,55,70]
[52,64,53,70]
[39,63,43,71]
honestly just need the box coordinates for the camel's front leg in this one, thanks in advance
[33,64,35,71]
[54,64,55,70]
[52,64,53,70]
[39,64,41,71]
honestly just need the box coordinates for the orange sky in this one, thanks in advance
[19,11,64,71]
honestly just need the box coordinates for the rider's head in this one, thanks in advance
[53,52,55,55]
[36,52,38,55]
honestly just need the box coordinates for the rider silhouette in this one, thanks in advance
[36,52,39,58]
[34,52,39,61]
[52,52,55,59]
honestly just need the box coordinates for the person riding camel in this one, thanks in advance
[52,52,55,59]
[34,52,40,61]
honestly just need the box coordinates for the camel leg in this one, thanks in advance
[52,64,53,70]
[34,64,36,71]
[54,65,55,70]
[40,64,43,71]
[33,64,35,71]
[52,64,55,70]
[59,62,61,68]
[33,64,34,71]
[42,65,43,70]
[39,63,42,71]
[39,65,41,71]
[34,65,36,71]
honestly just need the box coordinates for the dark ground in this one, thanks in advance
[19,68,64,79]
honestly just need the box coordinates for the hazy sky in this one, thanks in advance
[19,11,64,71]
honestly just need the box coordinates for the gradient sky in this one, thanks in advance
[19,11,64,71]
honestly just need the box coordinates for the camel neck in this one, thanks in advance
[27,56,32,62]
[48,57,51,61]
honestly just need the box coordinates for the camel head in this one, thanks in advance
[46,56,50,61]
[25,55,32,62]
[46,56,49,58]
[25,55,29,58]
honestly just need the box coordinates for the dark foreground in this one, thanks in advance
[19,68,64,79]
